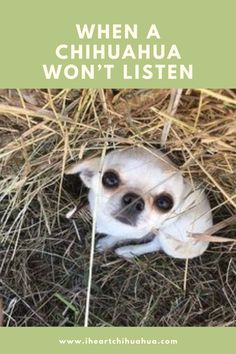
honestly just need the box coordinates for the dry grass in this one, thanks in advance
[0,88,236,327]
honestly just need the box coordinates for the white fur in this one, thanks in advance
[66,148,213,259]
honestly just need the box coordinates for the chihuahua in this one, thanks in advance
[66,147,212,259]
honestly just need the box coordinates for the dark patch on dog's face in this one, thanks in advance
[114,192,145,226]
[115,213,137,226]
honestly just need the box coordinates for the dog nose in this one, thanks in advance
[122,192,145,212]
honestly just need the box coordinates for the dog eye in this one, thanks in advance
[154,193,173,212]
[102,170,120,188]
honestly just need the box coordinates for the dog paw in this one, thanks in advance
[96,237,113,252]
[115,247,135,259]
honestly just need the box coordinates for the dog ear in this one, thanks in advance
[65,157,100,188]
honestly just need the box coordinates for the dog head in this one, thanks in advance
[66,148,188,239]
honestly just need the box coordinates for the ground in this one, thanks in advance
[0,88,235,326]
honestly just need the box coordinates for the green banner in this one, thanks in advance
[0,0,235,87]
[0,327,235,354]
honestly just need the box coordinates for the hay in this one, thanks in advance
[0,88,235,326]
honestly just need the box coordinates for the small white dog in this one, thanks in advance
[66,148,212,259]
